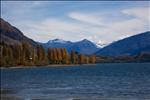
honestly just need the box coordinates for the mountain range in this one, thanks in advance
[1,18,150,57]
[42,39,100,55]
[96,31,150,56]
[0,18,99,55]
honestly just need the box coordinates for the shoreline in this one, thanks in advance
[1,62,150,69]
[0,64,96,69]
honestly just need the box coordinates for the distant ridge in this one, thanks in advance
[42,39,100,55]
[96,31,150,56]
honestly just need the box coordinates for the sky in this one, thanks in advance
[1,1,150,45]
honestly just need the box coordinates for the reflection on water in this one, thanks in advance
[1,63,150,100]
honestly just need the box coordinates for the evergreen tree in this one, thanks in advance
[48,48,53,64]
[31,48,36,65]
[2,44,14,66]
[21,42,31,65]
[11,44,22,65]
[36,45,47,65]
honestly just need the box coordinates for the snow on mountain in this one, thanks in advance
[42,39,100,55]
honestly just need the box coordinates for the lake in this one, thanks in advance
[1,63,150,100]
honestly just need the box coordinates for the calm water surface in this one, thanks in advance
[1,63,150,100]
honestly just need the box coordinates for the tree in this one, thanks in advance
[48,48,52,64]
[70,50,78,64]
[36,45,47,65]
[31,48,36,65]
[56,48,62,64]
[79,54,85,64]
[85,56,89,64]
[0,41,97,67]
[0,44,3,66]
[54,48,58,64]
[61,48,69,64]
[11,44,22,65]
[89,54,96,64]
[21,42,31,65]
[1,44,14,66]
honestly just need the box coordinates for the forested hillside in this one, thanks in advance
[0,18,96,67]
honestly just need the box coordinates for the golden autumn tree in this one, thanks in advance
[56,48,62,64]
[51,48,55,64]
[79,54,85,64]
[84,56,89,64]
[61,48,69,64]
[53,48,58,64]
[89,54,96,64]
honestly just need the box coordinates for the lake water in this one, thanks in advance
[1,63,150,100]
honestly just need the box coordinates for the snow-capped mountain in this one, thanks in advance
[96,43,108,48]
[47,39,68,44]
[42,39,100,55]
[96,31,150,56]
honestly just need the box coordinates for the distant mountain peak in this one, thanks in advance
[53,38,63,41]
[80,39,91,43]
[82,39,89,41]
[96,31,150,56]
[42,38,100,55]
[48,38,67,44]
[96,43,108,48]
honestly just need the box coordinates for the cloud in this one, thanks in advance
[1,1,149,44]
[68,12,104,26]
[13,7,150,44]
[108,7,150,37]
[101,11,148,44]
[16,18,90,43]
[122,7,149,21]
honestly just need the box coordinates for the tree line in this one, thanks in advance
[0,42,96,67]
